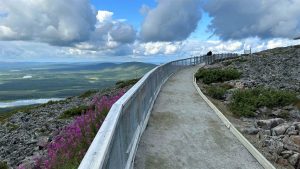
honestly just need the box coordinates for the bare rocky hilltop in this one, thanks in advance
[231,45,300,92]
[202,45,300,169]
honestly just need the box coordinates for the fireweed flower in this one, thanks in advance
[32,90,125,169]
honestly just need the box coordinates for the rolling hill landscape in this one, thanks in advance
[0,62,155,109]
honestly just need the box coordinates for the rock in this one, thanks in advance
[256,118,285,130]
[271,123,290,136]
[277,158,289,166]
[290,109,300,120]
[259,106,270,114]
[293,122,300,130]
[263,137,284,154]
[257,130,271,140]
[283,136,300,152]
[290,136,300,146]
[286,126,298,135]
[37,136,49,149]
[280,150,293,159]
[283,105,295,111]
[241,127,260,135]
[288,153,300,166]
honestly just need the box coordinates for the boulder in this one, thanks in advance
[271,123,290,136]
[286,126,298,135]
[263,137,284,154]
[257,130,271,140]
[288,153,300,167]
[256,118,285,130]
[280,150,293,159]
[37,136,49,149]
[290,136,300,146]
[283,136,300,152]
[241,127,260,135]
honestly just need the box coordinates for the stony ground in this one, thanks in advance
[201,45,300,169]
[229,45,300,92]
[0,87,128,168]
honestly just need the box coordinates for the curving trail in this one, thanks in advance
[134,66,263,169]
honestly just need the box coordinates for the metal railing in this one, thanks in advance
[79,53,238,169]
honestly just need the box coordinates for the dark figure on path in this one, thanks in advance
[207,51,212,56]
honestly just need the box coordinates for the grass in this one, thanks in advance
[195,68,241,84]
[115,78,140,88]
[59,106,89,119]
[230,88,298,117]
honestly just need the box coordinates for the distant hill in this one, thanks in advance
[0,62,156,72]
[0,62,156,102]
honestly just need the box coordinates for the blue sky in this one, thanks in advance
[91,0,156,29]
[0,0,299,62]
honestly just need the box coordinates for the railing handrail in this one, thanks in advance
[79,53,238,169]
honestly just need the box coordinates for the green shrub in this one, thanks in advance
[116,78,140,88]
[195,68,241,84]
[230,88,297,117]
[60,106,89,119]
[79,90,98,98]
[0,161,8,169]
[223,61,233,66]
[206,86,227,100]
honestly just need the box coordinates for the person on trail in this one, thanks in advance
[207,51,212,56]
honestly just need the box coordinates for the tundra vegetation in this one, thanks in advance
[26,91,125,169]
[195,67,298,117]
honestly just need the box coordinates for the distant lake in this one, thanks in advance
[0,98,64,108]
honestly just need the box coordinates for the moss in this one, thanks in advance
[195,68,241,84]
[230,88,297,117]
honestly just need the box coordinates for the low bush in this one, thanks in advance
[230,88,297,117]
[116,78,140,88]
[206,86,227,100]
[195,68,241,84]
[59,106,89,119]
[79,90,98,98]
[0,161,8,169]
[33,91,125,169]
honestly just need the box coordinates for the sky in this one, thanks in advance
[0,0,299,63]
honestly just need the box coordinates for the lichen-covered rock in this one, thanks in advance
[271,123,290,136]
[256,118,285,130]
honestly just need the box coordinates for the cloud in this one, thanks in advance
[0,2,136,50]
[0,0,97,45]
[109,23,136,44]
[96,11,113,22]
[140,0,202,42]
[134,42,181,55]
[204,0,300,40]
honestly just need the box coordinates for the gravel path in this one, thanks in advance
[134,66,263,169]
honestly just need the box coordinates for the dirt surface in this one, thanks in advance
[134,66,263,169]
